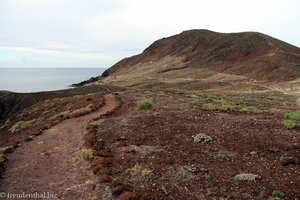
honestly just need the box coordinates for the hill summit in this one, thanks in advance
[99,30,300,94]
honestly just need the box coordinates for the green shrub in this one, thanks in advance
[272,190,285,199]
[281,109,299,129]
[10,120,35,133]
[281,119,296,129]
[188,101,198,108]
[137,102,152,110]
[80,148,93,160]
[285,109,300,120]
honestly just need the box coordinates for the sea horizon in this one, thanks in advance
[0,67,106,93]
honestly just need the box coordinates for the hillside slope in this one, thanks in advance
[100,30,300,94]
[103,30,300,80]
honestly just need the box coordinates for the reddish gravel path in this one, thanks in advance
[0,94,119,200]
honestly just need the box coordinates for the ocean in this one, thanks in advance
[0,68,106,93]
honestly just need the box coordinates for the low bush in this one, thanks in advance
[285,109,300,120]
[69,104,95,117]
[10,120,35,133]
[137,102,152,110]
[281,119,296,129]
[80,148,93,161]
[282,109,299,129]
[202,103,218,110]
[126,164,153,177]
[188,101,198,108]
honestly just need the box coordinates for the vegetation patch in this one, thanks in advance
[202,103,219,110]
[137,102,153,110]
[42,110,49,115]
[126,164,153,177]
[215,150,237,158]
[271,190,285,199]
[234,173,260,181]
[183,92,271,112]
[193,133,212,143]
[239,106,263,112]
[282,109,300,129]
[49,111,70,121]
[281,119,296,129]
[90,118,105,126]
[188,100,198,108]
[69,104,95,117]
[80,148,94,161]
[10,120,36,133]
[0,153,7,165]
[133,145,163,155]
[35,117,44,125]
[285,109,300,120]
[120,117,130,125]
[173,165,198,181]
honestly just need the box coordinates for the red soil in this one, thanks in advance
[0,94,119,199]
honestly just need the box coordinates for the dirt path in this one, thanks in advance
[0,94,119,199]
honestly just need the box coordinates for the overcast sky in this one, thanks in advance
[0,0,299,68]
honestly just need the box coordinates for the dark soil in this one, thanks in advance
[91,90,300,199]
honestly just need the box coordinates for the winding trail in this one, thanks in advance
[0,94,119,199]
